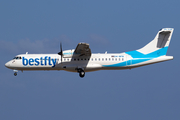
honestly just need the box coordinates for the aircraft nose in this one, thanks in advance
[5,62,10,68]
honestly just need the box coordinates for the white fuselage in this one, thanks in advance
[5,53,127,72]
[5,52,173,73]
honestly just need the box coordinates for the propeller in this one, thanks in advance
[58,42,63,62]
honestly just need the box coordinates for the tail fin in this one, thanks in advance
[137,28,174,56]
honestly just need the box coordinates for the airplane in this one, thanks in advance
[5,28,174,78]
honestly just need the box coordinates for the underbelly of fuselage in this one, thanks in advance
[7,65,129,73]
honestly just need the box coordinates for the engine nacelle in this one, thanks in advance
[63,49,75,58]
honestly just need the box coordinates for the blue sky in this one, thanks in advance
[1,0,180,120]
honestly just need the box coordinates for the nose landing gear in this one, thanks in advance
[14,72,17,76]
[13,70,18,76]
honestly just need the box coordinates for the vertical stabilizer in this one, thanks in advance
[137,28,174,56]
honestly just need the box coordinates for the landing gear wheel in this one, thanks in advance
[14,72,17,76]
[76,68,85,78]
[79,70,85,78]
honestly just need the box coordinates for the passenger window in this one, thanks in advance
[109,58,111,61]
[74,58,76,61]
[91,58,93,61]
[102,58,104,61]
[112,58,114,61]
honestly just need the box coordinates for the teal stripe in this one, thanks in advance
[103,47,168,67]
[125,46,168,58]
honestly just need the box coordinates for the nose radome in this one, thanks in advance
[5,62,9,68]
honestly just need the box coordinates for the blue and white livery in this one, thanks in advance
[5,28,174,78]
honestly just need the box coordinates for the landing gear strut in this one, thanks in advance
[77,68,85,78]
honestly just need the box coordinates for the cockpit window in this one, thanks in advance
[13,56,22,59]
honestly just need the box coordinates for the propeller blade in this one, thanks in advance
[58,42,63,55]
[58,42,63,63]
[60,42,62,54]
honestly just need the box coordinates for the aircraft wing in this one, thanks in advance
[74,43,91,56]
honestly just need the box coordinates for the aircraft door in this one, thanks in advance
[126,55,132,66]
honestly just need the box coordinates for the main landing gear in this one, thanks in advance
[77,68,85,78]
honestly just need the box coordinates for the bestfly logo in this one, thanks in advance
[22,57,57,67]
